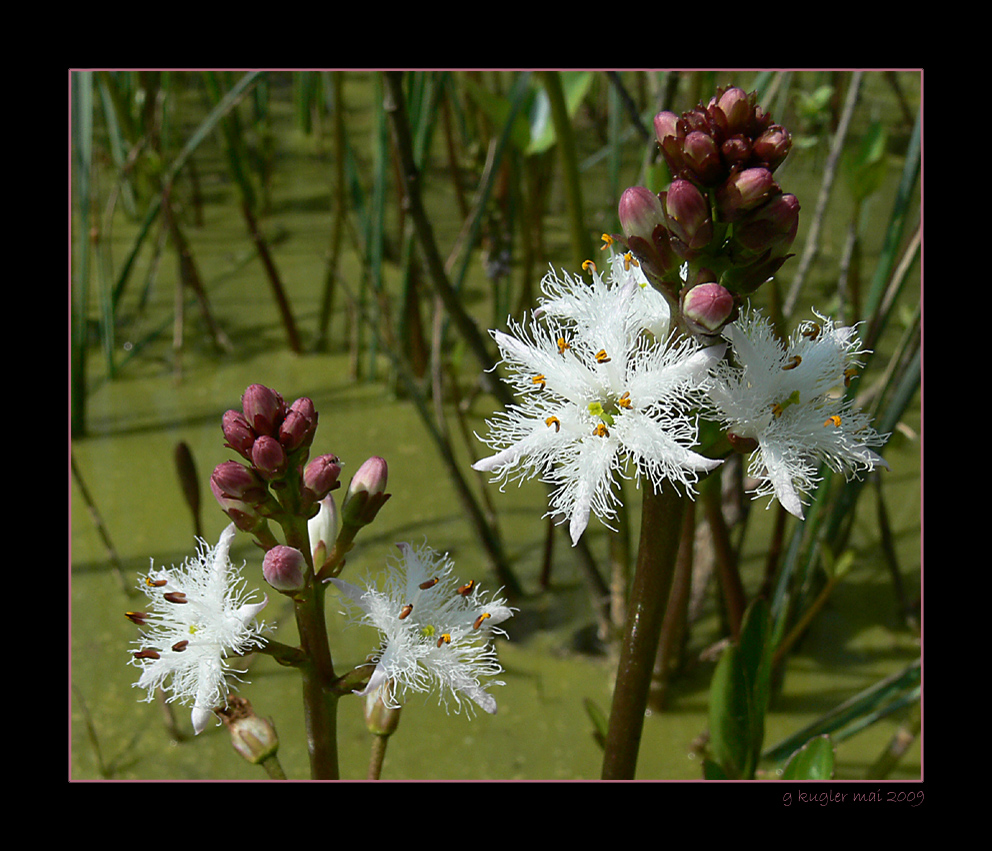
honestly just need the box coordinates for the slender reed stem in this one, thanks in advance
[602,486,686,779]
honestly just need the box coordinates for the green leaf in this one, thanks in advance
[781,734,835,780]
[737,598,773,768]
[526,71,594,155]
[709,643,752,779]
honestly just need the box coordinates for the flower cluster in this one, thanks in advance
[211,384,343,537]
[612,86,800,342]
[473,254,724,545]
[708,308,890,518]
[126,524,268,734]
[330,542,514,715]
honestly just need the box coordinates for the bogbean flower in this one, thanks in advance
[708,308,890,519]
[329,542,514,716]
[126,524,269,734]
[473,256,725,545]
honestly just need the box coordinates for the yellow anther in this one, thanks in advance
[782,355,802,370]
[600,233,614,250]
[399,604,413,620]
[593,423,610,438]
[437,633,452,647]
[802,322,822,341]
[844,368,859,387]
[532,374,546,390]
[473,613,492,630]
[146,577,167,587]
[582,259,597,274]
[545,416,561,432]
[595,349,611,364]
[617,391,632,409]
[419,578,438,590]
[557,337,570,355]
[623,251,639,270]
[457,580,476,597]
[823,415,842,428]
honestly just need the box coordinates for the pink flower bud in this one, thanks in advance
[251,435,288,481]
[279,397,318,453]
[682,282,736,335]
[222,410,256,459]
[211,460,267,504]
[715,87,753,136]
[618,186,666,244]
[664,179,713,252]
[241,384,286,437]
[715,167,776,222]
[681,130,724,186]
[262,545,308,593]
[341,456,390,527]
[752,125,792,172]
[303,454,343,501]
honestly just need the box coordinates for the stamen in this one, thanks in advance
[473,612,492,630]
[532,374,547,391]
[437,633,452,647]
[595,349,611,364]
[802,322,822,341]
[399,604,414,620]
[171,640,189,652]
[125,611,149,625]
[617,391,632,409]
[145,577,167,587]
[164,592,188,604]
[771,389,801,418]
[557,337,570,355]
[545,416,561,432]
[782,355,802,370]
[133,649,161,660]
[844,368,858,387]
[457,580,476,597]
[593,423,610,438]
[623,251,638,270]
[582,259,597,274]
[600,233,613,250]
[419,578,438,590]
[823,415,842,427]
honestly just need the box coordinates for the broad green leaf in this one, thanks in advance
[781,734,835,780]
[709,643,752,779]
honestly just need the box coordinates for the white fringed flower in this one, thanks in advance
[473,257,724,545]
[330,542,514,716]
[708,309,890,519]
[127,524,268,734]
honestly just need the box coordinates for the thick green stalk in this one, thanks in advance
[602,487,686,779]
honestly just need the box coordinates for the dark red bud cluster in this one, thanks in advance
[654,86,792,189]
[213,384,341,528]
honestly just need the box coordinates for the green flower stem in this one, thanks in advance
[294,586,340,779]
[601,486,686,779]
[281,510,341,779]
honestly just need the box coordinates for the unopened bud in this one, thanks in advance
[733,193,800,254]
[341,456,390,528]
[308,495,339,570]
[752,125,792,172]
[222,410,256,459]
[211,460,267,504]
[681,130,723,186]
[251,435,288,481]
[364,678,401,738]
[682,282,736,335]
[715,86,753,136]
[262,545,308,593]
[664,179,713,253]
[618,186,665,244]
[715,167,776,222]
[241,384,285,437]
[279,397,318,453]
[303,454,343,501]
